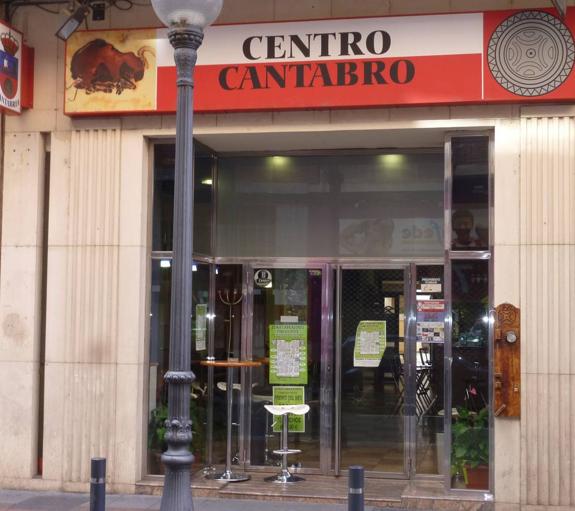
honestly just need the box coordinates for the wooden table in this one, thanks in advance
[200,359,262,482]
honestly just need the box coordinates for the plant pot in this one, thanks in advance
[465,464,489,489]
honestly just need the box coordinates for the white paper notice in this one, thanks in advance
[276,339,302,377]
[359,331,380,355]
[195,304,207,351]
[416,321,445,343]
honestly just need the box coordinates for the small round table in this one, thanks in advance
[200,359,262,482]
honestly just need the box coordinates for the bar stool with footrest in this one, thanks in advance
[263,404,310,483]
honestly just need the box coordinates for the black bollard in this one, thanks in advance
[90,457,106,511]
[348,465,364,511]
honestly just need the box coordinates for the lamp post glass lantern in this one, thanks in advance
[150,1,222,510]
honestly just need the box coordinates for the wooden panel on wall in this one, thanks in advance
[494,303,520,417]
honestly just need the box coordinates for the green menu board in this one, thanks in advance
[269,323,308,385]
[272,386,305,433]
[353,320,386,367]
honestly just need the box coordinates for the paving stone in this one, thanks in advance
[0,491,42,505]
[106,494,160,508]
[9,495,89,510]
[0,491,420,511]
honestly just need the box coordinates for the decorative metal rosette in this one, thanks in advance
[488,10,575,96]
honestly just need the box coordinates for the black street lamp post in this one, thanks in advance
[149,1,223,510]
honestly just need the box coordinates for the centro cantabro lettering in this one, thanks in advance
[218,30,415,90]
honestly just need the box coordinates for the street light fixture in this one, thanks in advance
[149,0,223,510]
[55,3,90,41]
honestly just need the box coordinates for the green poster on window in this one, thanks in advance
[272,386,305,433]
[353,320,386,367]
[269,323,307,385]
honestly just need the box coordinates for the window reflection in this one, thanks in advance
[152,144,213,255]
[147,260,211,475]
[250,268,322,469]
[217,152,444,258]
[415,265,444,475]
[451,137,489,251]
[451,260,489,490]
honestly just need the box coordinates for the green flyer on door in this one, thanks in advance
[272,386,305,433]
[269,323,308,385]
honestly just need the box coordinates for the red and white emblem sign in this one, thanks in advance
[0,24,22,113]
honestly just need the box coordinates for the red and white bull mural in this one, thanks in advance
[64,8,575,116]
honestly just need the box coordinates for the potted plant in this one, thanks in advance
[451,406,489,489]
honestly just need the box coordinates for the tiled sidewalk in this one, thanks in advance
[0,489,396,511]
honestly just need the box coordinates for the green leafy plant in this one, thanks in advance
[451,406,489,478]
[148,404,168,452]
[148,397,206,457]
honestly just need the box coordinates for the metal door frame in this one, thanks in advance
[408,262,446,481]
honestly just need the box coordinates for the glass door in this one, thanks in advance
[245,266,332,473]
[336,267,409,477]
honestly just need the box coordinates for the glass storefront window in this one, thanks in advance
[211,264,244,467]
[450,259,490,489]
[152,144,214,255]
[451,137,489,251]
[147,259,211,474]
[217,152,444,258]
[147,138,493,487]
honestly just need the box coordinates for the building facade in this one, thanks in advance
[0,1,574,510]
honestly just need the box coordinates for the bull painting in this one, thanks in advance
[68,38,154,96]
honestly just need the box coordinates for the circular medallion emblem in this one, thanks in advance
[488,10,575,96]
[1,77,15,99]
[254,269,273,288]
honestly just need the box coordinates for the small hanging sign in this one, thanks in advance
[254,269,273,288]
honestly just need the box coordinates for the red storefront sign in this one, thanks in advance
[64,8,575,116]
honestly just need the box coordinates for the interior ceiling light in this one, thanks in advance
[55,4,89,41]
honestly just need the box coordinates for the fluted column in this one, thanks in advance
[520,115,575,508]
[42,127,150,492]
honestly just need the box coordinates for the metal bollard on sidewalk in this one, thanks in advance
[348,465,364,511]
[90,457,106,511]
